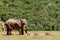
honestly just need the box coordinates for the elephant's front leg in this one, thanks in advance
[21,26,24,35]
[25,28,27,34]
[19,27,24,35]
[9,29,12,35]
[19,28,21,35]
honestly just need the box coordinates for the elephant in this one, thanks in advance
[4,18,28,35]
[0,21,6,31]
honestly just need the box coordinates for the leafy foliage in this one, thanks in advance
[0,0,60,31]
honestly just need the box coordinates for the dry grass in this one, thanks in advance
[0,31,60,40]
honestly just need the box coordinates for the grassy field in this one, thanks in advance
[0,31,60,40]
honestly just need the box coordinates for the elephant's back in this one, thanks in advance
[6,19,18,24]
[5,19,21,29]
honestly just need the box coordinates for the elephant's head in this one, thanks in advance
[18,19,28,33]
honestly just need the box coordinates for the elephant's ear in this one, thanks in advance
[18,19,22,23]
[20,19,27,23]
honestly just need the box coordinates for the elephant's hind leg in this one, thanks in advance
[6,28,12,35]
[6,28,10,35]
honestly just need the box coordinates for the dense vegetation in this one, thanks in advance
[0,0,60,31]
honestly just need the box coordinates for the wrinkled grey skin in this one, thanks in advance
[4,18,28,35]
